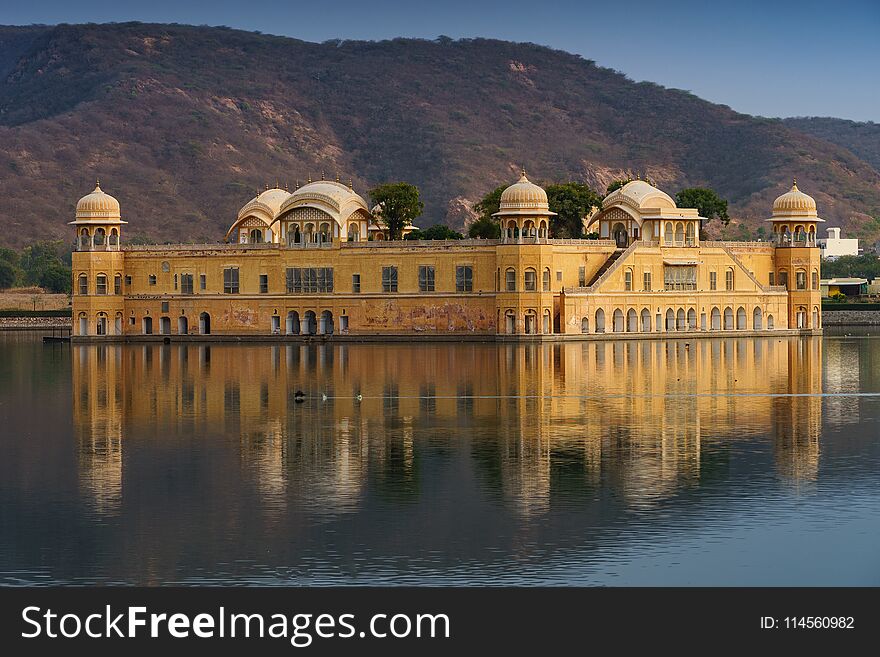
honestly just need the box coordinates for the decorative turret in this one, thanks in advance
[766,180,823,247]
[493,170,556,243]
[69,181,127,251]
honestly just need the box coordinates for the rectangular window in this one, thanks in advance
[578,266,586,287]
[624,270,632,291]
[709,271,717,291]
[418,265,435,292]
[506,268,516,292]
[181,274,194,295]
[259,274,268,294]
[114,275,121,295]
[148,274,157,286]
[352,273,361,293]
[129,317,135,326]
[779,271,788,288]
[456,265,473,292]
[643,271,652,292]
[161,301,169,313]
[96,275,107,295]
[524,269,536,291]
[769,272,775,286]
[556,271,562,282]
[223,268,239,294]
[812,271,819,290]
[286,268,334,293]
[796,271,807,290]
[125,275,132,287]
[382,266,398,293]
[200,274,206,290]
[664,265,697,291]
[725,269,734,291]
[173,274,178,290]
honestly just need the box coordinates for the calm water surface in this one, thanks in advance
[1,330,878,586]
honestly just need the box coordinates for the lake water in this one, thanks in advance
[1,330,878,586]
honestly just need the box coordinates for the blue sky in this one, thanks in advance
[1,0,877,121]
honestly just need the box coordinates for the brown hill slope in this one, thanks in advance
[0,22,879,247]
[784,117,880,172]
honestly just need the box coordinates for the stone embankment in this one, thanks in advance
[822,310,880,326]
[0,316,71,330]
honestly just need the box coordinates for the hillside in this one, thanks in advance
[784,117,880,172]
[0,22,879,248]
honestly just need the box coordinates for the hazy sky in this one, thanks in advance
[1,0,877,121]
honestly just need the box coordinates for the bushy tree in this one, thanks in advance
[38,263,72,293]
[0,260,16,290]
[474,185,506,220]
[468,217,501,239]
[675,188,729,225]
[369,182,424,240]
[822,254,880,281]
[406,224,464,240]
[19,241,68,286]
[546,182,602,238]
[606,178,633,195]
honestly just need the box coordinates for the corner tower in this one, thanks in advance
[767,180,823,331]
[70,182,127,337]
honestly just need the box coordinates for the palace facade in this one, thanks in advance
[70,173,823,340]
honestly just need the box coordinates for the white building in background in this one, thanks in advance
[818,227,859,260]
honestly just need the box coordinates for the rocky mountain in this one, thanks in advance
[0,22,878,248]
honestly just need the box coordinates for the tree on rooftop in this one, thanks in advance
[675,187,730,226]
[546,182,602,238]
[369,182,424,240]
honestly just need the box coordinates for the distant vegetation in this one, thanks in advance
[0,242,71,292]
[821,254,880,282]
[406,224,464,240]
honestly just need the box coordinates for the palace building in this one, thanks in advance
[70,173,822,340]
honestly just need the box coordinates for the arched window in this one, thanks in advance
[78,274,88,295]
[812,270,819,290]
[796,270,807,290]
[506,268,516,291]
[524,268,537,291]
[79,228,90,250]
[109,228,119,246]
[319,222,331,244]
[674,222,684,244]
[736,306,747,330]
[767,314,775,330]
[627,308,638,332]
[348,223,360,242]
[249,228,263,243]
[725,268,734,290]
[542,268,551,292]
[664,222,673,245]
[686,222,695,246]
[613,309,624,333]
[595,308,605,333]
[94,227,106,246]
[114,273,122,295]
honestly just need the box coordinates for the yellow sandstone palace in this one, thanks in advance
[70,173,823,340]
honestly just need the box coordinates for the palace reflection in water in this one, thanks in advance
[11,331,880,585]
[73,338,823,522]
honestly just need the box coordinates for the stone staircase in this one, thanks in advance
[586,248,626,286]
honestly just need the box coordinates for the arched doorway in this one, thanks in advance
[286,311,300,335]
[676,308,686,331]
[612,222,628,248]
[143,316,153,335]
[641,308,651,332]
[506,310,516,334]
[524,310,538,335]
[711,307,721,330]
[666,309,675,331]
[542,310,551,334]
[753,308,763,330]
[687,308,697,331]
[159,317,171,335]
[723,307,733,330]
[115,312,123,335]
[178,315,189,335]
[767,314,775,330]
[320,310,334,335]
[595,308,605,334]
[613,309,624,333]
[581,317,589,333]
[813,306,820,329]
[304,310,317,335]
[199,312,211,335]
[271,315,281,334]
[78,313,88,335]
[96,313,107,336]
[627,308,638,332]
[736,306,746,330]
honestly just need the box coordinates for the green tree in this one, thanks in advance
[821,254,880,281]
[38,263,72,293]
[606,178,633,195]
[406,224,464,240]
[474,185,506,221]
[0,260,16,290]
[675,188,730,225]
[19,241,67,286]
[546,182,602,238]
[369,182,424,240]
[468,217,501,239]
